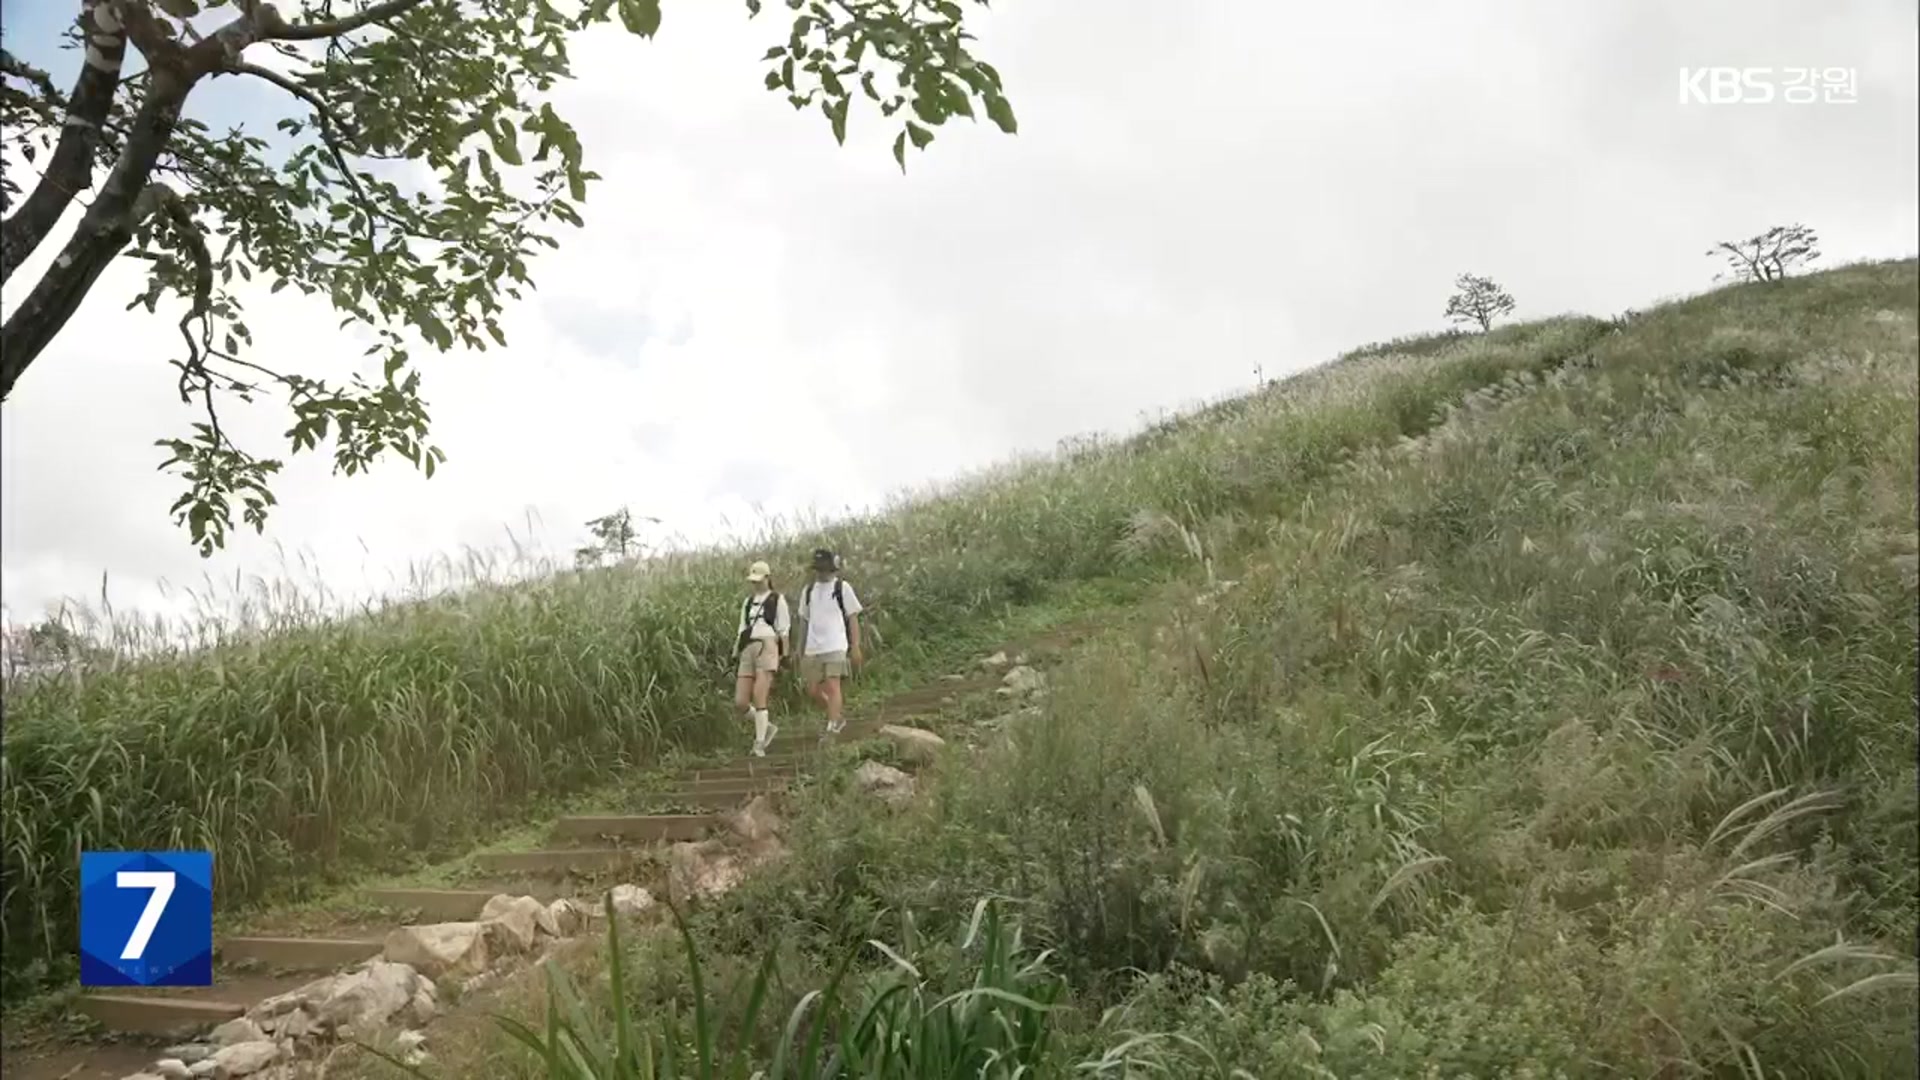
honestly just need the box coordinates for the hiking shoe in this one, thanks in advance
[825,718,845,735]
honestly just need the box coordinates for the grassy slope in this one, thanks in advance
[0,290,1593,995]
[7,262,1916,1074]
[407,260,1916,1077]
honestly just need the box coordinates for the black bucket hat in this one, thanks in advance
[811,548,840,572]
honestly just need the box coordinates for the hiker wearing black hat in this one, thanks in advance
[792,548,864,735]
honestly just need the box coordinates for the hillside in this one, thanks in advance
[4,260,1917,1076]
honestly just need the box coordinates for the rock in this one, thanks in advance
[383,922,499,979]
[939,673,966,682]
[479,894,554,951]
[605,884,655,918]
[997,665,1046,698]
[978,651,1011,671]
[394,1030,428,1053]
[877,724,945,765]
[406,987,437,1026]
[724,795,785,844]
[164,1046,215,1065]
[250,960,425,1038]
[259,1007,316,1041]
[121,1073,165,1080]
[207,1040,281,1077]
[153,1061,193,1080]
[667,841,749,904]
[546,897,590,937]
[209,1018,266,1047]
[854,760,917,806]
[317,961,422,1035]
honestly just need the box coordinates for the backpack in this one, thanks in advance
[736,592,780,654]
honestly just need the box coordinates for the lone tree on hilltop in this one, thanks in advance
[0,0,1017,556]
[1444,273,1516,332]
[1709,224,1821,283]
[573,505,653,569]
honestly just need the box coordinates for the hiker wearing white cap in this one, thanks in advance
[792,547,864,736]
[734,559,792,756]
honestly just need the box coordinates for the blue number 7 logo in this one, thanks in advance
[79,851,214,987]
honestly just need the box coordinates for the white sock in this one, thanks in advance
[753,708,771,745]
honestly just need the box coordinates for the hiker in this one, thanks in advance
[734,559,792,757]
[793,547,864,736]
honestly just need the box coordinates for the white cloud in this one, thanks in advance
[2,0,1915,625]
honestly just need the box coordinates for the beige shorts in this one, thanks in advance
[736,639,780,677]
[799,650,850,685]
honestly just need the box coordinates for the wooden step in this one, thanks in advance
[363,887,508,922]
[75,972,316,1036]
[691,762,802,783]
[474,847,643,877]
[674,774,789,795]
[549,814,715,843]
[76,994,245,1037]
[764,724,879,752]
[637,787,774,811]
[220,935,382,971]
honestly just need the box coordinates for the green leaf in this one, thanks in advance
[617,0,662,37]
[827,98,848,145]
[489,123,523,167]
[892,131,907,172]
[905,121,933,149]
[985,93,1018,134]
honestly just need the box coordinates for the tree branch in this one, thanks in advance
[0,2,128,286]
[224,60,381,249]
[271,0,433,40]
[0,66,196,402]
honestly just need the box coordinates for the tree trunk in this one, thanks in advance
[0,65,192,402]
[0,1,127,286]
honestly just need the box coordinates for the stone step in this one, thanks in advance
[474,847,644,877]
[219,935,382,971]
[549,813,715,844]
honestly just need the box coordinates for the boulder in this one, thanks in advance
[977,651,1011,672]
[206,1039,281,1077]
[605,884,656,918]
[249,960,429,1041]
[163,1045,214,1065]
[723,795,785,844]
[853,760,917,806]
[877,724,945,765]
[546,897,590,936]
[309,960,424,1034]
[667,841,748,905]
[382,922,499,979]
[478,894,554,951]
[209,1018,266,1047]
[152,1061,193,1080]
[997,666,1046,698]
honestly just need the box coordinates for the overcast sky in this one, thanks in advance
[1,0,1915,628]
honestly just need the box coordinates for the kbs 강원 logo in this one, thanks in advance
[79,851,214,987]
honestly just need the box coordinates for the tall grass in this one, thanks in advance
[591,261,1919,1075]
[2,288,1614,998]
[371,894,1083,1078]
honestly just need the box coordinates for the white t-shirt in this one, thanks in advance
[737,590,791,645]
[800,577,863,655]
